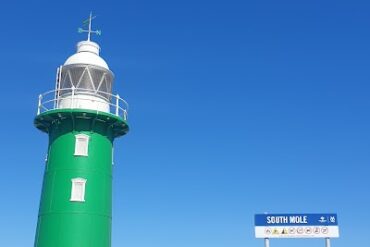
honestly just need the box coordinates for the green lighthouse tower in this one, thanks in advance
[33,14,129,247]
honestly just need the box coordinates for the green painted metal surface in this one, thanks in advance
[34,109,128,247]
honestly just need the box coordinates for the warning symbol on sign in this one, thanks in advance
[273,229,280,235]
[282,228,288,234]
[289,228,296,234]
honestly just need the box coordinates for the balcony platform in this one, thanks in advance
[34,108,129,138]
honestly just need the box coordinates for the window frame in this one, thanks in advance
[74,133,90,156]
[70,178,87,202]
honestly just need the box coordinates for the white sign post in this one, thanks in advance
[326,237,331,247]
[255,214,339,247]
[264,238,270,247]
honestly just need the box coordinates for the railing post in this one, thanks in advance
[37,94,42,115]
[71,86,75,108]
[123,110,127,121]
[115,94,120,116]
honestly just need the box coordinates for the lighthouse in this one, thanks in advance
[33,14,129,247]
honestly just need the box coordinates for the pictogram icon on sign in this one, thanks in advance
[319,216,327,223]
[330,216,336,223]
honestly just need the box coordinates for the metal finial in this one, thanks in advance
[78,12,101,41]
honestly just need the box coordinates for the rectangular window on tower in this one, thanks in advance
[74,134,90,156]
[70,178,87,202]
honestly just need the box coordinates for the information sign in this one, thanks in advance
[254,214,339,238]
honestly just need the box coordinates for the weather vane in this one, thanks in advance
[78,12,101,41]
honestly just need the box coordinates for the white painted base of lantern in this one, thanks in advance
[58,94,110,113]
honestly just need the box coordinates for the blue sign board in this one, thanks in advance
[255,214,338,226]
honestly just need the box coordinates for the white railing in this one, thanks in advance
[37,87,128,121]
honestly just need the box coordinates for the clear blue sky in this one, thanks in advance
[0,0,369,246]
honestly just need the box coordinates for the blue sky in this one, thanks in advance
[0,0,369,246]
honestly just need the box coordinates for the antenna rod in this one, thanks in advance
[88,12,92,41]
[78,12,101,41]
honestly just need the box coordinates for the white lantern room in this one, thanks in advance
[57,40,113,113]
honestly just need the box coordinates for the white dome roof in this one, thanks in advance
[64,41,109,69]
